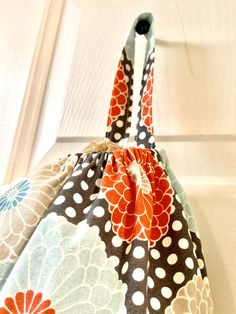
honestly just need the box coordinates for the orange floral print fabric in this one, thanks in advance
[141,67,154,133]
[107,61,128,127]
[100,147,174,247]
[0,290,55,314]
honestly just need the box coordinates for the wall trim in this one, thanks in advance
[4,0,65,183]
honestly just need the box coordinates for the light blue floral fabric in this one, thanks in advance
[0,155,78,293]
[0,213,128,313]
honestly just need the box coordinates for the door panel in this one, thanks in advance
[18,1,236,313]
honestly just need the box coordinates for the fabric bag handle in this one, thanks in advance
[105,12,156,149]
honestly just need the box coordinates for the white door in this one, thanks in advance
[3,1,236,313]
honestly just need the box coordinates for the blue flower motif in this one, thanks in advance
[0,179,31,212]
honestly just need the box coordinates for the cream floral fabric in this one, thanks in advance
[0,155,78,288]
[165,275,213,314]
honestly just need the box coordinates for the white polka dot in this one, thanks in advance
[128,106,132,112]
[121,261,129,274]
[90,193,98,201]
[126,127,131,133]
[125,75,129,83]
[132,291,144,306]
[107,125,112,132]
[125,64,131,71]
[182,210,187,219]
[198,258,205,269]
[175,194,182,203]
[114,133,121,140]
[173,272,185,284]
[95,178,101,187]
[172,220,183,231]
[139,131,146,140]
[143,73,148,81]
[116,120,124,128]
[125,243,132,255]
[185,257,194,269]
[110,255,120,267]
[65,207,76,218]
[170,205,176,214]
[120,109,126,117]
[87,169,94,178]
[150,249,160,260]
[132,268,145,281]
[83,205,91,214]
[161,287,172,299]
[146,63,150,70]
[167,253,178,265]
[72,169,82,177]
[73,193,83,204]
[155,267,166,279]
[162,236,172,248]
[93,206,105,217]
[63,181,74,189]
[150,297,160,310]
[178,238,189,249]
[139,119,144,127]
[112,235,123,247]
[148,136,155,144]
[82,162,89,168]
[81,180,88,190]
[54,195,65,205]
[147,276,154,289]
[138,144,145,148]
[104,221,111,232]
[133,246,145,259]
[197,268,201,276]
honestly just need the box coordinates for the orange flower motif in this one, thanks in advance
[107,62,128,127]
[0,290,55,314]
[141,67,154,133]
[100,147,174,247]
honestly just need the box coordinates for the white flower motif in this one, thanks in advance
[0,213,128,313]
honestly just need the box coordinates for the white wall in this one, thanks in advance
[0,0,46,184]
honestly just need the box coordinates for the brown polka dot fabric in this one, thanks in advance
[0,12,213,313]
